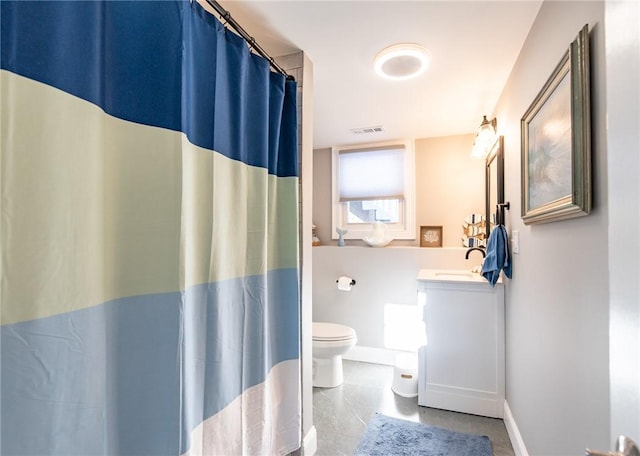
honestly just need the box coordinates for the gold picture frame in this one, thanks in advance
[521,24,591,225]
[420,226,443,247]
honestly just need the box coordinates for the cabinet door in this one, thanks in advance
[418,284,504,418]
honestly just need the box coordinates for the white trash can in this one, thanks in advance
[391,353,418,398]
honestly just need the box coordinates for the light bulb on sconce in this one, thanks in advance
[470,115,498,158]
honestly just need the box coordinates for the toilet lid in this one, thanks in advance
[312,322,356,341]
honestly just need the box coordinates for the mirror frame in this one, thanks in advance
[485,136,505,240]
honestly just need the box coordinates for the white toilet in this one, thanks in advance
[312,322,357,388]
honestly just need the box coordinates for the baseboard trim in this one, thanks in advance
[343,345,404,366]
[504,400,529,456]
[303,425,317,456]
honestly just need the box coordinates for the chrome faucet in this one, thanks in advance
[465,247,486,260]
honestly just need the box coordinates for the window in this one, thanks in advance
[332,140,415,240]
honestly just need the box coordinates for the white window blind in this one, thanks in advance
[338,145,405,201]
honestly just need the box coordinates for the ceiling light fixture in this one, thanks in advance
[374,43,430,81]
[470,115,498,158]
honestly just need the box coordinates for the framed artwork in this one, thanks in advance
[521,24,591,225]
[420,226,442,247]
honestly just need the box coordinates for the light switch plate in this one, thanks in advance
[511,230,520,254]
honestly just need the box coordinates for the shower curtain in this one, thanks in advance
[0,1,301,455]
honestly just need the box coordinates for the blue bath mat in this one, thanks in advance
[354,413,492,456]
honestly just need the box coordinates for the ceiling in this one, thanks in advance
[218,1,543,150]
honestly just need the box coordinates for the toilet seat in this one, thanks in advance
[312,322,356,342]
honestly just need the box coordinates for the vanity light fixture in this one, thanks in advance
[374,43,430,81]
[470,115,498,158]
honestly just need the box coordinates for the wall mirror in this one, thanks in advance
[485,136,505,239]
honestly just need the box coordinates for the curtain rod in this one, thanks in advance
[204,0,294,81]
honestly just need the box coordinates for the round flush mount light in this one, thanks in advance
[374,43,430,81]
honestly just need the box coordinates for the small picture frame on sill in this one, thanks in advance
[420,226,443,247]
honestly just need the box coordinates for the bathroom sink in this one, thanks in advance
[435,272,477,280]
[417,269,496,284]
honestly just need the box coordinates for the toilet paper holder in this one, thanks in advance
[336,278,356,286]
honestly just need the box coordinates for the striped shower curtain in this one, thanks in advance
[0,1,301,455]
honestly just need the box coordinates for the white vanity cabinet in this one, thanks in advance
[416,269,505,418]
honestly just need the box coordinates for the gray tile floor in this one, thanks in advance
[313,360,515,456]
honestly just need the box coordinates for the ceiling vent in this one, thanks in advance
[350,126,384,135]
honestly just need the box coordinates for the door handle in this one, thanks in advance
[586,436,639,456]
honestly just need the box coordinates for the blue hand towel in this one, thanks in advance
[481,225,512,286]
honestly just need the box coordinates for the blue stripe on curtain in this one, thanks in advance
[180,270,301,453]
[0,0,298,177]
[1,270,299,455]
[0,1,183,134]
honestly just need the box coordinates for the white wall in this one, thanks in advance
[313,246,479,355]
[312,134,484,248]
[605,0,640,445]
[276,52,315,453]
[310,134,493,365]
[415,135,485,247]
[494,2,609,454]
